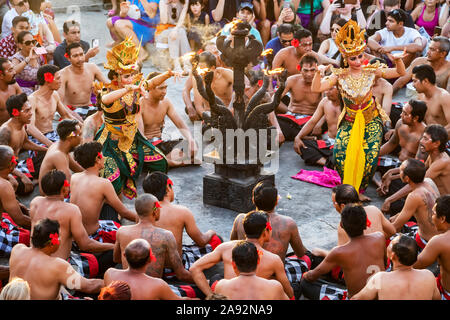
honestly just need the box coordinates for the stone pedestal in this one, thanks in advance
[203,164,275,212]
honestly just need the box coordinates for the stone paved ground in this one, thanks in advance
[17,7,411,256]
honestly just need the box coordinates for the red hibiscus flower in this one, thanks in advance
[266,221,272,231]
[97,152,103,159]
[11,156,17,166]
[366,218,371,228]
[258,80,263,87]
[291,39,299,48]
[296,64,301,71]
[363,59,369,66]
[44,72,54,83]
[167,178,173,186]
[149,248,157,262]
[63,180,70,187]
[64,53,69,59]
[49,233,59,246]
[12,109,20,117]
[154,201,162,209]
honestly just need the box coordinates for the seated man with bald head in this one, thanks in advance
[214,241,289,300]
[105,239,195,300]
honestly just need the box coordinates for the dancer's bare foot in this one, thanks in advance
[358,193,371,202]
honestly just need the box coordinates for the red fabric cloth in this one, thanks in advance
[208,235,222,250]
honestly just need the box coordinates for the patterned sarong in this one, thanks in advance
[436,274,450,300]
[169,283,205,299]
[163,235,223,279]
[15,156,41,179]
[334,117,383,192]
[284,253,312,283]
[67,251,99,279]
[0,213,30,256]
[28,130,59,158]
[300,277,348,300]
[89,220,121,244]
[67,104,97,121]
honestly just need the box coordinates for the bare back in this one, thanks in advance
[409,183,439,241]
[273,47,301,77]
[9,245,68,300]
[0,121,27,155]
[427,154,450,195]
[397,121,426,161]
[322,98,341,138]
[0,84,21,125]
[419,88,450,128]
[333,232,386,297]
[210,68,233,107]
[30,197,77,259]
[376,269,438,299]
[215,276,288,300]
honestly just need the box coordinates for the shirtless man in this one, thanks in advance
[412,64,450,136]
[27,65,79,148]
[58,42,108,120]
[9,218,103,300]
[371,69,394,120]
[30,169,114,260]
[293,85,341,166]
[390,159,439,250]
[272,29,338,77]
[0,57,22,125]
[393,36,450,93]
[139,72,196,167]
[230,181,307,262]
[414,195,450,300]
[379,100,427,162]
[190,211,294,299]
[0,145,31,232]
[71,141,138,235]
[214,241,289,300]
[276,55,323,141]
[142,172,217,257]
[113,194,193,283]
[105,239,192,300]
[352,234,441,300]
[191,51,234,118]
[0,93,47,194]
[38,119,83,195]
[302,205,386,299]
[382,124,450,213]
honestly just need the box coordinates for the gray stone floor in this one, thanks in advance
[17,8,411,256]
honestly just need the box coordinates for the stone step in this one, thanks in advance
[49,0,104,13]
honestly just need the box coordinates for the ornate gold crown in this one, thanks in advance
[334,20,366,57]
[104,38,141,74]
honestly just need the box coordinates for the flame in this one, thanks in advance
[216,18,244,36]
[182,51,197,60]
[196,67,210,75]
[261,49,273,57]
[264,68,285,75]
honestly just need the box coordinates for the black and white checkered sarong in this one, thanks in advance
[284,254,311,283]
[28,131,59,157]
[0,213,30,256]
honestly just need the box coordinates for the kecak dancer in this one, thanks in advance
[94,38,170,199]
[311,20,406,201]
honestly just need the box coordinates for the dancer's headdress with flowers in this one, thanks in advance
[334,19,366,57]
[103,37,141,74]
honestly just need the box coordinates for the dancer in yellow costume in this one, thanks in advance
[94,38,174,199]
[311,20,406,201]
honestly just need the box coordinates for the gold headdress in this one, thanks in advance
[334,20,366,57]
[104,38,141,74]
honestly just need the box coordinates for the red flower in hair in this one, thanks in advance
[97,152,103,159]
[291,39,299,48]
[257,80,263,87]
[154,201,162,211]
[296,64,301,71]
[49,233,59,245]
[44,72,54,83]
[266,221,272,231]
[63,180,70,188]
[363,59,369,66]
[366,218,371,228]
[12,109,20,117]
[64,53,69,59]
[149,248,157,262]
[167,178,173,186]
[11,156,17,166]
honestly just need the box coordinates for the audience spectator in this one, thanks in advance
[186,0,211,51]
[53,20,98,69]
[10,30,44,95]
[1,0,29,39]
[411,0,442,37]
[366,0,415,37]
[317,17,346,62]
[156,0,191,73]
[265,23,295,59]
[107,0,160,63]
[209,0,239,26]
[270,2,302,38]
[294,0,330,32]
[22,0,55,54]
[368,8,424,67]
[254,0,281,46]
[220,2,263,44]
[0,16,30,60]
